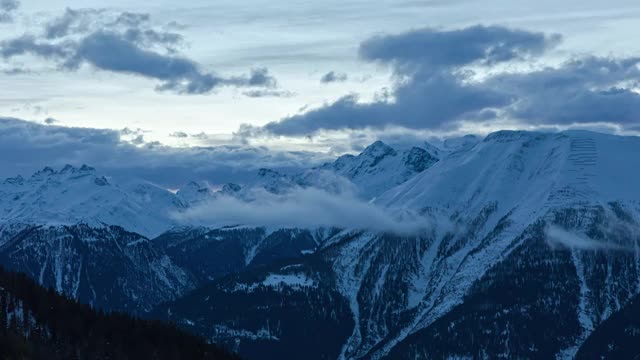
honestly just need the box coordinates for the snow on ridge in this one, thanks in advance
[229,273,316,293]
[378,130,640,213]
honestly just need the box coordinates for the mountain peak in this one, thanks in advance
[31,166,57,178]
[59,164,76,173]
[2,175,24,185]
[220,183,242,194]
[79,164,96,172]
[403,147,438,173]
[483,130,534,143]
[177,181,213,201]
[257,168,282,178]
[443,134,479,150]
[361,140,396,158]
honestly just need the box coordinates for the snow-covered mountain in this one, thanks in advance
[154,130,640,359]
[0,165,186,238]
[0,222,195,313]
[0,140,436,313]
[301,141,439,199]
[2,130,640,359]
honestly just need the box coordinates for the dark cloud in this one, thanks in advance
[44,8,102,39]
[359,25,559,71]
[245,67,277,87]
[0,0,19,23]
[258,25,639,136]
[265,71,509,135]
[320,71,348,83]
[0,8,280,95]
[63,31,226,94]
[488,57,640,125]
[0,117,327,186]
[130,134,145,145]
[0,35,71,59]
[43,117,57,124]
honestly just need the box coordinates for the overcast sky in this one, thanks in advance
[1,0,640,182]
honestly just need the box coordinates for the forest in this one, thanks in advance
[0,266,240,360]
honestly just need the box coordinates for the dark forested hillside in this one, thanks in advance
[0,266,240,360]
[576,293,640,359]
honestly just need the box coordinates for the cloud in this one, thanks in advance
[44,8,103,39]
[242,89,295,98]
[244,67,277,87]
[63,31,228,94]
[169,131,188,138]
[488,57,640,125]
[320,71,348,83]
[43,117,57,124]
[359,25,559,70]
[545,225,631,252]
[259,25,557,135]
[0,117,328,186]
[256,25,640,137]
[0,0,19,23]
[173,187,429,234]
[0,8,280,95]
[0,35,72,59]
[1,66,30,75]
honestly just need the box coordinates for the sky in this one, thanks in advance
[1,0,640,183]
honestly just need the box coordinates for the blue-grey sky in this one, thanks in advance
[1,0,640,174]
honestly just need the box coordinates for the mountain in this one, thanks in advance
[0,223,195,313]
[301,141,439,199]
[153,130,640,359]
[0,165,186,238]
[152,257,354,360]
[0,166,203,313]
[154,226,330,283]
[0,265,239,360]
[2,130,640,359]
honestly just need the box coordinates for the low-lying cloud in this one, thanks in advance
[545,225,630,252]
[0,117,329,186]
[173,187,430,234]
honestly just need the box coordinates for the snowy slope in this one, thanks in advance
[335,130,640,358]
[380,130,640,210]
[0,165,188,238]
[156,130,640,359]
[298,141,439,199]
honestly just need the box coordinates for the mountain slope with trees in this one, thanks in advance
[0,266,239,360]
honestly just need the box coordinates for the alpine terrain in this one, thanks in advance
[1,130,640,359]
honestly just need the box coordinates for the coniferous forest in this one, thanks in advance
[0,266,240,360]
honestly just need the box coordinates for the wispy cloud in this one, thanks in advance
[320,71,348,83]
[545,225,631,252]
[172,186,430,234]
